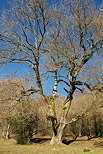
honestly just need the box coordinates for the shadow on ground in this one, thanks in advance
[31,137,75,145]
[31,137,51,144]
[62,139,75,145]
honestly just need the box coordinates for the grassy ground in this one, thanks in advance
[0,137,103,154]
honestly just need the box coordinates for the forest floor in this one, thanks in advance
[0,136,103,154]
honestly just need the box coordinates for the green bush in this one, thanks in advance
[8,113,38,144]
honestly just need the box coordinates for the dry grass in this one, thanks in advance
[0,137,103,154]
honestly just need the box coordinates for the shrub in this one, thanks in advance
[8,113,38,144]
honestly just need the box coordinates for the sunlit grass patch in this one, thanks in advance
[0,138,103,154]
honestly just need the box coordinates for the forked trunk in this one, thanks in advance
[50,124,65,145]
[50,100,72,144]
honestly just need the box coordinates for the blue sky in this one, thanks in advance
[0,0,102,8]
[0,0,10,8]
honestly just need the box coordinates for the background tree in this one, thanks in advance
[0,0,103,144]
[65,90,103,139]
[0,78,42,144]
[0,78,25,139]
[7,99,39,144]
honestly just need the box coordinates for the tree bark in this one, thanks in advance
[2,124,10,139]
[50,100,72,144]
[5,124,10,139]
[50,124,65,145]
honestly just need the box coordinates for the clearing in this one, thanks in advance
[0,137,103,154]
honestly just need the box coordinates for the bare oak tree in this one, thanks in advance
[0,0,103,144]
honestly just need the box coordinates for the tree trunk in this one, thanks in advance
[2,127,5,139]
[50,125,65,145]
[5,124,10,139]
[2,124,10,139]
[50,100,72,144]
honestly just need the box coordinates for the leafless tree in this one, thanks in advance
[0,78,25,139]
[42,0,103,144]
[0,0,103,144]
